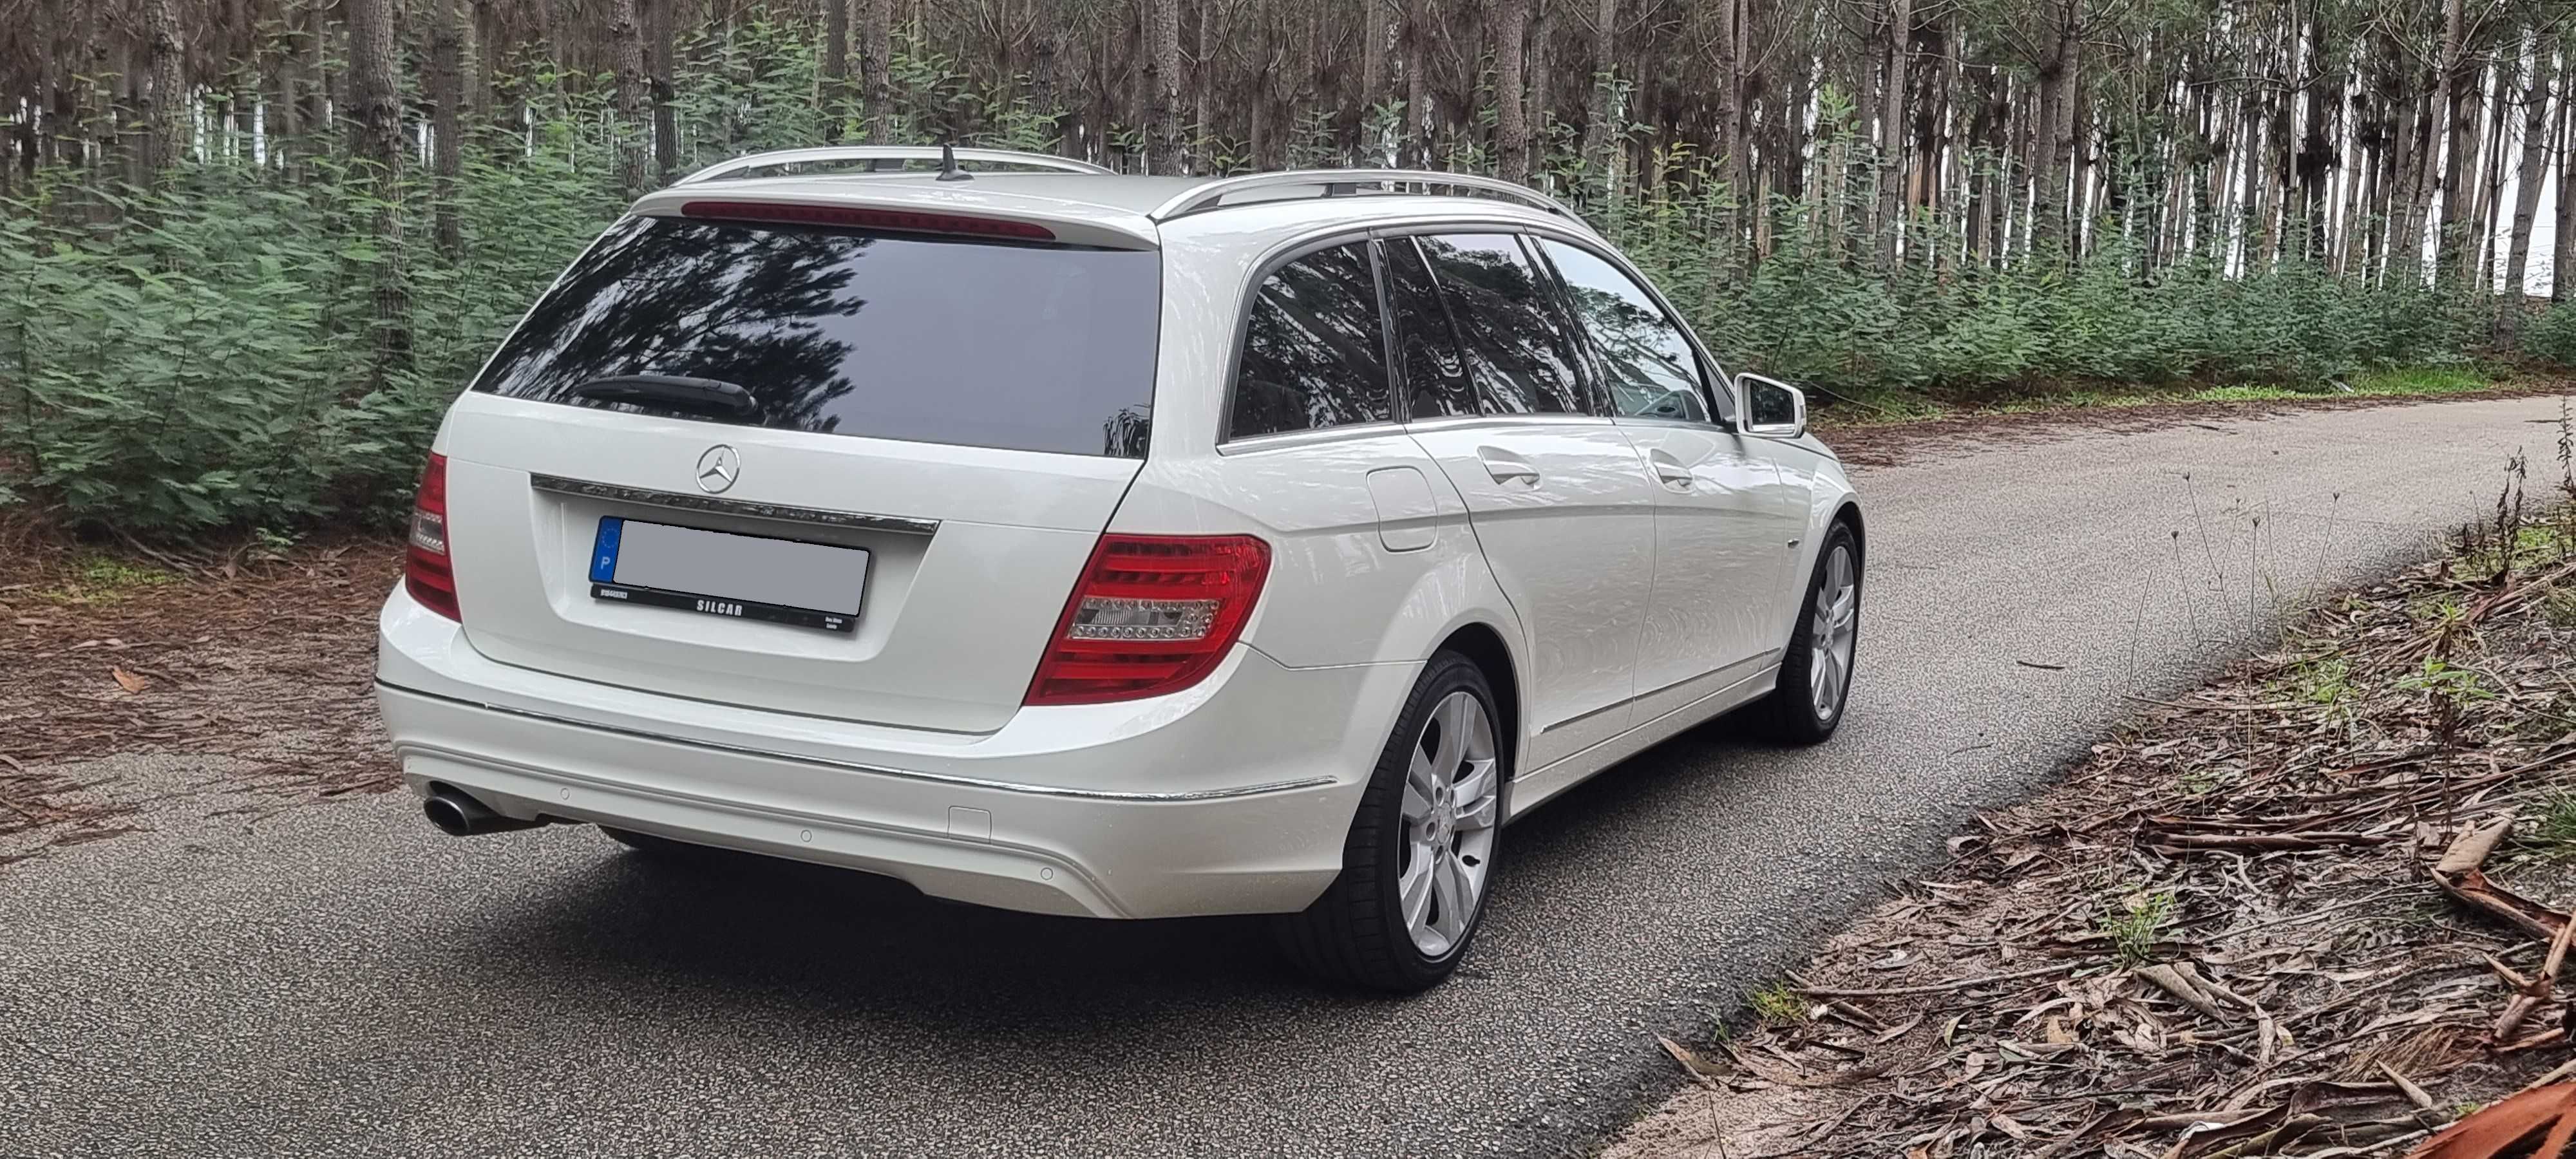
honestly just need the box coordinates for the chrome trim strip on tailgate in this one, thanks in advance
[376,679,1338,802]
[530,474,941,535]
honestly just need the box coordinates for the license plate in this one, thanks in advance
[589,517,869,632]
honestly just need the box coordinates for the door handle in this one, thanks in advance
[1477,448,1541,487]
[1647,449,1694,491]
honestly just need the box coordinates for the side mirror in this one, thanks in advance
[1736,373,1807,439]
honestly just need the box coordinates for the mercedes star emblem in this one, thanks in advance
[695,444,740,494]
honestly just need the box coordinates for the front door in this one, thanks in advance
[1531,236,1794,724]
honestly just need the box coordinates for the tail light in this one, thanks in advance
[405,452,461,621]
[1025,534,1271,706]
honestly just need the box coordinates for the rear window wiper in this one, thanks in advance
[565,374,761,420]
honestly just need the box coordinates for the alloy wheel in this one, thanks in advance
[1808,543,1859,721]
[1397,690,1500,957]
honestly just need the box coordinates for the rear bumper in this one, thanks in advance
[375,586,1413,918]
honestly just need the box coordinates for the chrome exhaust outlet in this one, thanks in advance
[422,786,547,837]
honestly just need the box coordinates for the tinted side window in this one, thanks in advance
[1382,236,1477,419]
[1537,239,1710,423]
[1416,234,1590,415]
[1230,243,1392,438]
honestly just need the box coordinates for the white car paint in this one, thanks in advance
[375,156,1862,923]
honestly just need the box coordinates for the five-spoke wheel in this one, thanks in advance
[1274,652,1507,992]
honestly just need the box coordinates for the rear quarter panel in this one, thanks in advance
[1111,442,1520,674]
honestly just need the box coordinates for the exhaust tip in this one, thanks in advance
[423,791,477,837]
[422,785,546,836]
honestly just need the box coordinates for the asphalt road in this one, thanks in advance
[5,395,2568,1158]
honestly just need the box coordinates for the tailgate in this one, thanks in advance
[444,395,1138,732]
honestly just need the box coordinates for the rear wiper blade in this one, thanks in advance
[566,373,760,418]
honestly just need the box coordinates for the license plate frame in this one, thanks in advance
[587,516,869,634]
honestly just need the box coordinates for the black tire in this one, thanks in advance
[600,825,706,859]
[1272,650,1508,993]
[1753,520,1862,744]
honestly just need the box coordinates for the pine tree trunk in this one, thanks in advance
[823,0,850,142]
[1711,0,1745,214]
[1580,0,1616,180]
[1491,0,1531,183]
[2468,66,2506,288]
[649,0,677,180]
[611,0,647,195]
[2503,48,2552,315]
[861,0,894,144]
[1032,0,1067,153]
[2394,68,2435,281]
[1190,1,1209,153]
[2435,0,2476,277]
[1360,0,1390,162]
[345,0,410,382]
[1143,0,1183,172]
[429,0,466,255]
[140,0,187,176]
[1875,0,1909,269]
[2297,12,2334,258]
[1402,0,1429,166]
[2030,0,2078,254]
[1524,0,1553,180]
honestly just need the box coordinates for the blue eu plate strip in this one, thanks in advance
[591,517,624,584]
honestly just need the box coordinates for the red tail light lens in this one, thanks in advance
[1025,534,1271,706]
[404,452,460,621]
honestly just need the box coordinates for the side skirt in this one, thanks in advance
[1502,663,1780,822]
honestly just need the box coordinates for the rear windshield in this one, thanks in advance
[471,215,1160,457]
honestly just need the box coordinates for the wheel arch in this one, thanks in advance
[1832,500,1865,565]
[1433,621,1521,784]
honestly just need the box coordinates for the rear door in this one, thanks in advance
[1531,236,1793,723]
[1391,232,1660,771]
[437,211,1162,733]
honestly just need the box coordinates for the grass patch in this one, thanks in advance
[2347,364,2491,396]
[2099,889,2177,966]
[1748,982,1810,1026]
[2535,793,2576,859]
[2546,589,2576,628]
[37,555,179,605]
[2291,655,2355,706]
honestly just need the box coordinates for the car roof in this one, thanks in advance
[630,150,1598,252]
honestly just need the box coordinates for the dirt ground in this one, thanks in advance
[1607,478,2576,1156]
[0,536,401,864]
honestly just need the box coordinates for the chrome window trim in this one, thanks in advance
[530,474,941,536]
[378,679,1340,802]
[1216,420,1410,456]
[1400,413,1615,435]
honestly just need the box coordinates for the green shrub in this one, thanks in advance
[2524,302,2576,368]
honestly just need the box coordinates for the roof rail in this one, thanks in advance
[1150,169,1592,231]
[676,146,1114,185]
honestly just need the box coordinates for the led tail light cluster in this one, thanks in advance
[1025,534,1271,705]
[405,452,461,621]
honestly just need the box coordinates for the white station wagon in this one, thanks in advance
[376,146,1864,991]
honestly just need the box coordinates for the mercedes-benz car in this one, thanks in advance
[374,146,1864,992]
